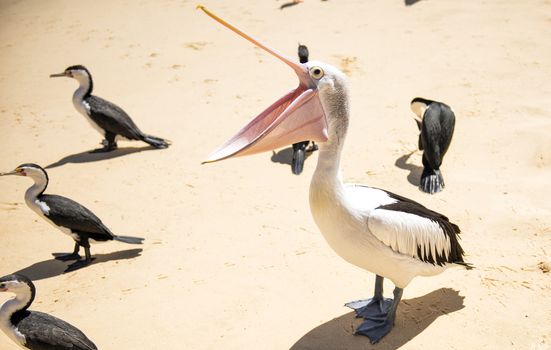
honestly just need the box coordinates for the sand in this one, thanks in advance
[1,0,550,349]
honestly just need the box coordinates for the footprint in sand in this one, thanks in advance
[334,55,361,75]
[183,41,208,51]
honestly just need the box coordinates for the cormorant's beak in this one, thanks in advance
[0,168,22,176]
[49,72,67,78]
[198,6,328,164]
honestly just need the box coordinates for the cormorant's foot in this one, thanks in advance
[52,252,82,261]
[89,146,117,153]
[355,317,394,344]
[89,140,117,153]
[306,143,319,152]
[64,258,96,273]
[345,298,393,319]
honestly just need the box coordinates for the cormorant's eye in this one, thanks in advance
[309,66,324,80]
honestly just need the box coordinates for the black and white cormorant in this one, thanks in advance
[0,274,97,349]
[199,6,471,343]
[0,163,144,272]
[291,44,318,175]
[50,65,171,152]
[410,97,455,194]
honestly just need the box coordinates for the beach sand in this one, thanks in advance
[0,0,550,348]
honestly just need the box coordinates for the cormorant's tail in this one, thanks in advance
[420,169,445,194]
[292,148,305,175]
[141,134,171,149]
[114,235,144,244]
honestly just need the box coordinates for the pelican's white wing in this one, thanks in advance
[356,189,465,266]
[368,208,451,262]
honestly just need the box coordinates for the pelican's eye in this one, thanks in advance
[309,66,324,80]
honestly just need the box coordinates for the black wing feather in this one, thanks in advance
[372,187,467,266]
[420,103,455,170]
[12,310,97,350]
[39,194,114,239]
[86,95,143,140]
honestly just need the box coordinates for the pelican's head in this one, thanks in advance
[199,6,349,163]
[50,65,92,85]
[0,163,48,183]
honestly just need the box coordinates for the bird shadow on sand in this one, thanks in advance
[290,288,464,350]
[12,248,143,281]
[394,152,423,187]
[45,146,156,169]
[270,147,315,167]
[405,0,423,5]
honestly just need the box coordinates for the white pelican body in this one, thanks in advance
[311,169,448,289]
[199,6,470,343]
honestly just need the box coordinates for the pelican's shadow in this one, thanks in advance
[290,288,464,350]
[12,248,143,281]
[395,152,423,187]
[270,147,315,167]
[45,146,156,169]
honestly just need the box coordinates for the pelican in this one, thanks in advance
[198,6,471,343]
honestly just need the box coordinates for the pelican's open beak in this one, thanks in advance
[49,72,67,78]
[198,6,328,163]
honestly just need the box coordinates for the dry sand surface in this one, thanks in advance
[1,0,551,349]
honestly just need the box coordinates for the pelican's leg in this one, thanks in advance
[345,275,393,318]
[355,287,403,344]
[52,242,82,261]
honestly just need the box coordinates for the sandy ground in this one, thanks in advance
[1,0,550,349]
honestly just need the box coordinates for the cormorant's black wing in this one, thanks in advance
[12,310,97,350]
[86,95,143,139]
[420,103,455,170]
[40,194,114,238]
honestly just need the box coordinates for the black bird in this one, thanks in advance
[51,65,171,152]
[0,163,144,272]
[0,274,97,349]
[291,44,318,175]
[410,97,456,194]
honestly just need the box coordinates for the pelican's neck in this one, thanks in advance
[0,286,35,322]
[311,82,350,193]
[72,72,93,104]
[24,172,48,205]
[313,139,345,188]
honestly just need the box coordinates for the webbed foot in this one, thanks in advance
[89,140,117,153]
[52,252,82,261]
[355,316,394,344]
[345,297,393,319]
[64,258,96,272]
